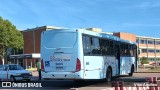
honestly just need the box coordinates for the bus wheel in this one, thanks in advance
[106,68,112,82]
[129,65,134,76]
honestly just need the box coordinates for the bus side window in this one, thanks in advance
[126,44,131,56]
[124,44,129,56]
[82,35,86,50]
[100,39,105,55]
[133,45,137,58]
[125,46,129,56]
[92,37,101,54]
[130,45,134,56]
[100,39,104,55]
[83,35,92,55]
[120,43,127,56]
[120,43,124,56]
[101,39,109,55]
[110,40,115,55]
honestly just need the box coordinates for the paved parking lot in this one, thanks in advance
[30,72,160,89]
[1,72,159,89]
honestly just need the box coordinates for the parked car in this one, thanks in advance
[0,64,32,81]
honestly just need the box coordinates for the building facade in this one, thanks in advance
[22,26,64,68]
[136,36,160,64]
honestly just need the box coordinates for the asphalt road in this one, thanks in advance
[30,73,160,89]
[1,72,159,89]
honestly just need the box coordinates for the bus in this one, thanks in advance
[40,28,138,82]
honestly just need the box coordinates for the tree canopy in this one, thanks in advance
[0,16,23,60]
[140,57,149,64]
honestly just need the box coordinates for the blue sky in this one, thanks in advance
[0,0,160,37]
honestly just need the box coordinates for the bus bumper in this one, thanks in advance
[42,71,83,80]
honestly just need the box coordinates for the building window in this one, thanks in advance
[141,49,147,53]
[136,39,139,43]
[148,40,154,44]
[155,40,160,45]
[156,50,160,53]
[156,58,160,61]
[149,58,156,61]
[140,39,147,44]
[148,58,151,61]
[148,49,155,53]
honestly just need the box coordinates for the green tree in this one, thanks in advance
[141,57,149,64]
[140,57,149,69]
[0,16,23,64]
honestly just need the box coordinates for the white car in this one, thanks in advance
[0,64,32,81]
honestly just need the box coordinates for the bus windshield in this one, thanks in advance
[43,31,77,48]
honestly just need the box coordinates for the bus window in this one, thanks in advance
[101,39,110,55]
[83,35,92,55]
[100,39,105,55]
[130,45,134,56]
[110,40,115,55]
[125,44,130,56]
[133,45,137,58]
[120,43,124,56]
[92,37,101,54]
[43,32,77,48]
[120,43,129,56]
[83,36,86,50]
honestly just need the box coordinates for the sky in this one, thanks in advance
[0,0,160,37]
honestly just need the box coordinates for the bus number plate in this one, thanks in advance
[56,66,63,70]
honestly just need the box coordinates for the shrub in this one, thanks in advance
[141,57,149,64]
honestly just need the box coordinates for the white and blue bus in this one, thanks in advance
[40,28,137,82]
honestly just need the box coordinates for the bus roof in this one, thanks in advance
[42,28,136,45]
[100,32,136,45]
[81,28,136,45]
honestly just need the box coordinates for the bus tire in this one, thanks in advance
[106,67,112,82]
[129,65,134,76]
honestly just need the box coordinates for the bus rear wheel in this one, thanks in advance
[106,68,112,82]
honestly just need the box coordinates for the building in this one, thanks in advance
[136,36,160,64]
[113,32,136,42]
[22,26,65,68]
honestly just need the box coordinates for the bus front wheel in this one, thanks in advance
[106,68,112,82]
